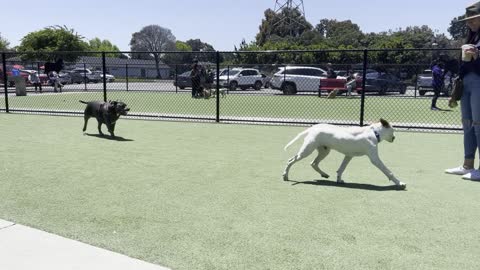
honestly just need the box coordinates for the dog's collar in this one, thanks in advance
[372,128,381,142]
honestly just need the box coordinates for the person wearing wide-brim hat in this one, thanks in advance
[446,1,480,180]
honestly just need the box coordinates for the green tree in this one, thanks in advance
[163,41,193,71]
[185,39,217,63]
[88,38,121,57]
[17,25,88,62]
[130,25,176,78]
[256,8,313,46]
[315,19,364,48]
[448,15,467,41]
[0,33,9,50]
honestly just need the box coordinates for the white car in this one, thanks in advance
[269,66,327,94]
[70,68,101,83]
[218,68,264,90]
[93,71,115,82]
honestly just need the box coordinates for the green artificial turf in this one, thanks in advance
[1,114,479,270]
[3,91,461,126]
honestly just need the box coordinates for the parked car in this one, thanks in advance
[56,71,72,85]
[218,68,264,90]
[0,69,48,87]
[93,71,115,82]
[269,66,328,94]
[363,73,407,95]
[173,71,192,89]
[417,69,452,96]
[69,68,101,83]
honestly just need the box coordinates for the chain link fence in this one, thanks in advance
[0,48,462,130]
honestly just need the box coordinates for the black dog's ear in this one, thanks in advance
[380,118,390,128]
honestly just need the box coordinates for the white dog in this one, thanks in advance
[283,119,406,189]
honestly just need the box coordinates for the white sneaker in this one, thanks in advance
[462,170,480,181]
[445,166,474,175]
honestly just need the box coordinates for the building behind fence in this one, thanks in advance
[0,48,462,131]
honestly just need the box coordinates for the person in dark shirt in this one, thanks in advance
[190,59,202,98]
[430,60,445,110]
[326,63,337,79]
[446,1,480,180]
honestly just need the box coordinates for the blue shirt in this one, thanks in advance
[431,65,444,88]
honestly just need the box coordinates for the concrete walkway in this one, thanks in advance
[0,219,170,270]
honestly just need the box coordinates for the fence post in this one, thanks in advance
[2,52,9,113]
[414,67,418,98]
[216,51,220,123]
[175,64,178,93]
[226,65,230,93]
[102,52,107,102]
[360,49,368,127]
[83,63,87,92]
[126,63,129,91]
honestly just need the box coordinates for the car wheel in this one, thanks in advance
[282,83,297,95]
[419,90,426,96]
[229,81,238,91]
[254,81,262,90]
[84,78,90,83]
[399,86,406,94]
[179,86,185,90]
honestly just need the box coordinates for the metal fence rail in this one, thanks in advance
[0,49,462,131]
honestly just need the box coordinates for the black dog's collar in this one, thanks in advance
[372,129,381,142]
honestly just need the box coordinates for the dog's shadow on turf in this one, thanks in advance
[287,179,405,191]
[84,133,134,142]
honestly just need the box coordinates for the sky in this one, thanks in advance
[0,0,469,52]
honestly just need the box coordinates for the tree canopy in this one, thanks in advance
[88,38,121,57]
[0,33,9,51]
[17,25,88,61]
[129,24,176,78]
[448,15,467,41]
[256,8,313,46]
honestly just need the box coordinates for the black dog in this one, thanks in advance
[80,100,130,137]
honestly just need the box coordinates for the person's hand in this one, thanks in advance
[465,46,479,60]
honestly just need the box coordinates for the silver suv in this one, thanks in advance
[270,66,327,94]
[70,68,101,83]
[218,68,264,91]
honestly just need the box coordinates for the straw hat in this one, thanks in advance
[459,1,480,21]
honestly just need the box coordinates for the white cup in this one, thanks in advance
[462,44,476,62]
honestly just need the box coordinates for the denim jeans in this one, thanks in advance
[461,72,480,159]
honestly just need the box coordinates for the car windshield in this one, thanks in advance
[226,70,240,76]
[218,69,229,76]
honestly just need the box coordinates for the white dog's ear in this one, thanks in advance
[380,118,390,128]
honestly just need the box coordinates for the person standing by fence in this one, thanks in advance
[190,59,202,98]
[446,1,480,180]
[430,60,445,110]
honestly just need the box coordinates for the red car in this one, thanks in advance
[0,69,48,87]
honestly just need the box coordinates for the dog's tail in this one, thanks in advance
[79,100,88,104]
[284,128,310,151]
